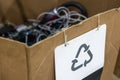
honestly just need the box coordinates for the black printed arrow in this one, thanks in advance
[71,44,93,71]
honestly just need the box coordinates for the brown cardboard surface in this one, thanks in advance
[58,0,120,16]
[0,38,28,80]
[114,47,120,78]
[0,0,58,24]
[0,0,120,80]
[0,0,120,24]
[19,0,57,19]
[0,0,24,24]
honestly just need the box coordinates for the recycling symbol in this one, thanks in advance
[71,44,93,71]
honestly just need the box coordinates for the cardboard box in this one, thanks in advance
[0,0,120,80]
[114,48,120,78]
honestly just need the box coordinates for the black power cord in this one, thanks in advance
[61,1,88,18]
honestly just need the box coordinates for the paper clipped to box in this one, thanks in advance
[55,24,107,80]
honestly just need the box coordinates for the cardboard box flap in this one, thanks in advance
[0,0,24,24]
[58,0,120,16]
[0,0,120,24]
[0,0,58,24]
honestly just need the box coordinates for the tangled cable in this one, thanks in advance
[0,2,88,46]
